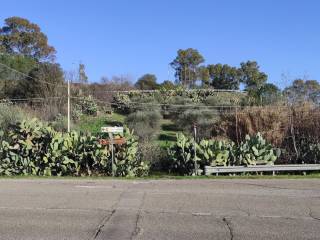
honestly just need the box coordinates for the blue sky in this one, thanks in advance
[1,0,320,88]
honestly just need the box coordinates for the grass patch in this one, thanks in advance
[147,172,320,180]
[0,173,319,180]
[157,119,180,147]
[74,113,125,134]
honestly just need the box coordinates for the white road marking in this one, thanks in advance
[75,185,113,189]
[192,212,212,216]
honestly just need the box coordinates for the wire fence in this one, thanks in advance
[1,58,320,149]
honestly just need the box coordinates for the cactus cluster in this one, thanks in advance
[113,89,244,113]
[72,95,98,121]
[197,139,236,167]
[167,133,198,175]
[167,132,280,175]
[238,133,280,166]
[0,119,149,177]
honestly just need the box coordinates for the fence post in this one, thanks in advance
[193,123,198,176]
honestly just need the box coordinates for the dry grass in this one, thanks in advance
[213,103,320,147]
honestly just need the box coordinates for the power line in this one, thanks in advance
[92,89,247,94]
[0,96,66,102]
[0,61,67,88]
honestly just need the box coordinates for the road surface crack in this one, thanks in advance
[228,181,317,192]
[90,186,129,240]
[308,207,320,222]
[223,217,234,240]
[91,209,116,240]
[131,192,146,240]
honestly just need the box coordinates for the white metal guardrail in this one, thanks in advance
[205,164,320,176]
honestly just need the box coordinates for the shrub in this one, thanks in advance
[138,141,167,171]
[125,110,162,142]
[0,102,29,140]
[307,143,320,164]
[52,114,68,132]
[295,140,320,164]
[173,108,220,139]
[161,96,194,120]
[204,94,240,107]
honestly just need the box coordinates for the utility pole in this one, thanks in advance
[67,78,71,132]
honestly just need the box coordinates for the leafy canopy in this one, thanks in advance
[170,48,205,87]
[135,74,158,90]
[0,17,56,61]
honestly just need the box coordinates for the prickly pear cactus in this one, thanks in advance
[0,119,148,177]
[167,133,199,175]
[112,128,149,177]
[238,133,280,166]
[197,139,234,167]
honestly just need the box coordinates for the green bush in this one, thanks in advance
[138,141,167,171]
[204,94,240,107]
[299,140,320,164]
[163,96,195,118]
[308,143,320,164]
[0,119,149,177]
[125,110,162,142]
[173,108,220,139]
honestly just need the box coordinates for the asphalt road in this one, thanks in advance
[0,179,319,240]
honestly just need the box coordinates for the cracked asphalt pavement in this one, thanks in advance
[0,179,319,240]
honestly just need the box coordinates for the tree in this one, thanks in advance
[0,17,56,61]
[135,74,158,90]
[284,79,320,104]
[160,80,176,90]
[255,83,282,105]
[0,54,37,98]
[239,61,268,90]
[207,64,240,89]
[170,48,205,87]
[78,63,88,83]
[15,62,65,99]
[197,66,210,87]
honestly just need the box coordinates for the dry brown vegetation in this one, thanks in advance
[212,103,320,163]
